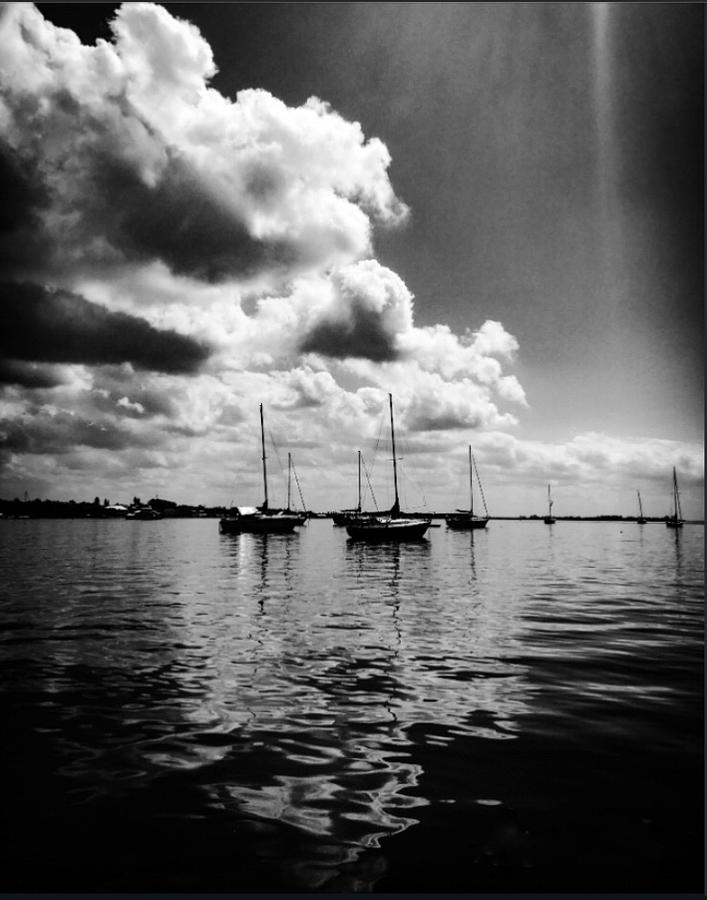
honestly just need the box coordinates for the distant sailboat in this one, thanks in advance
[220,404,306,534]
[665,467,683,529]
[446,447,489,530]
[346,394,431,541]
[636,490,647,524]
[332,450,377,526]
[544,484,555,525]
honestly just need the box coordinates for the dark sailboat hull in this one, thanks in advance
[344,396,430,542]
[220,513,305,534]
[220,404,307,536]
[346,518,430,541]
[445,514,488,530]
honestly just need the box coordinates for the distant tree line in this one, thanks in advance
[0,497,226,518]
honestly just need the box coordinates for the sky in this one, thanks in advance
[0,1,703,517]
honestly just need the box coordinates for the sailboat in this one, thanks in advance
[445,447,489,529]
[346,394,431,541]
[219,404,307,534]
[544,484,555,525]
[636,490,647,524]
[332,450,371,526]
[285,452,308,519]
[665,467,683,529]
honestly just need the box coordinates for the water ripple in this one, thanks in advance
[0,518,702,891]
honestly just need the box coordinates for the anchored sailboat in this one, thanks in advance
[544,484,555,525]
[665,467,683,529]
[219,404,307,534]
[636,490,647,524]
[346,394,431,541]
[446,447,489,530]
[285,452,307,517]
[332,451,371,526]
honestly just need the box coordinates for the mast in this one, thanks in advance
[389,393,400,516]
[260,403,268,510]
[637,490,644,519]
[357,450,362,513]
[548,484,553,516]
[287,452,292,512]
[468,446,474,516]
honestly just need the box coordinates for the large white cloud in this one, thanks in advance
[0,2,406,286]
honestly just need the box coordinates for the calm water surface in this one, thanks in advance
[0,518,703,892]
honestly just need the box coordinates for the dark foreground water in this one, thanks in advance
[0,518,703,893]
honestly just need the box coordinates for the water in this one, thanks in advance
[0,518,702,892]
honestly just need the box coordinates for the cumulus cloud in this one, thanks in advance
[0,2,405,285]
[0,2,532,505]
[300,261,412,362]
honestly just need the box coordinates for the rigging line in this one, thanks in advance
[266,428,286,476]
[473,454,489,517]
[292,461,307,511]
[369,411,385,482]
[361,455,380,512]
[267,427,293,509]
[394,429,428,511]
[401,453,430,510]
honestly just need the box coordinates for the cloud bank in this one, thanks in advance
[1,282,210,373]
[0,1,532,506]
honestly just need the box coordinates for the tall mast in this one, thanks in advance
[637,490,644,519]
[389,393,400,516]
[357,450,362,513]
[260,404,268,510]
[548,484,553,516]
[287,452,292,511]
[468,446,474,516]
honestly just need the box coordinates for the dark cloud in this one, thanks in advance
[88,151,297,283]
[91,387,177,420]
[0,141,46,234]
[0,115,298,284]
[89,366,180,419]
[0,410,157,455]
[0,359,65,389]
[274,394,324,411]
[0,282,211,374]
[300,300,398,362]
[0,140,51,279]
[407,409,483,432]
